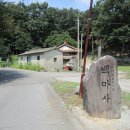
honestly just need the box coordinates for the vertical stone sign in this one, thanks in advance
[82,55,121,119]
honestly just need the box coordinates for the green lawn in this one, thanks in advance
[118,66,130,73]
[52,80,82,108]
[122,92,130,108]
[52,80,130,109]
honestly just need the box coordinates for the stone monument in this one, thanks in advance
[82,55,121,119]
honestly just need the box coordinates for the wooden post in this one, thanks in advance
[79,0,93,98]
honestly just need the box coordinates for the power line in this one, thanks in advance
[77,17,80,71]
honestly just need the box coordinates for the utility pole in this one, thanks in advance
[79,0,93,98]
[92,36,94,58]
[77,17,80,71]
[81,34,83,63]
[98,45,101,59]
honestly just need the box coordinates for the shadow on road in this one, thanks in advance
[0,69,28,85]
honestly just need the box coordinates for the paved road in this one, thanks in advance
[0,68,84,130]
[0,68,129,130]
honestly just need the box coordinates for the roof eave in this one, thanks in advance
[18,47,57,56]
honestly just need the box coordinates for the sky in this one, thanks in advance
[5,0,98,11]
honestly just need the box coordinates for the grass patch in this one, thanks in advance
[122,91,130,108]
[11,63,45,72]
[52,80,130,109]
[118,66,130,73]
[52,80,82,108]
[10,55,45,71]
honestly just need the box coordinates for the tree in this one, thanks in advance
[91,0,130,55]
[27,2,49,47]
[0,1,15,58]
[0,1,87,57]
[44,32,76,47]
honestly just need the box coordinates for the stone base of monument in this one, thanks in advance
[82,55,121,119]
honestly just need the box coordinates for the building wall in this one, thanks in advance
[27,54,45,66]
[19,56,28,64]
[19,49,63,71]
[43,50,63,71]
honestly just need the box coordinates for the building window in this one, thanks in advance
[37,56,40,60]
[54,58,57,62]
[21,57,23,60]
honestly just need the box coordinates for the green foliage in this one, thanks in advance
[10,55,18,64]
[1,0,130,58]
[0,1,14,58]
[44,32,76,47]
[0,61,6,67]
[0,38,9,58]
[91,0,130,54]
[0,1,85,58]
[11,63,45,71]
[52,80,81,108]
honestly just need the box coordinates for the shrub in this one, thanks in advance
[10,55,45,71]
[10,55,18,64]
[11,63,45,72]
[0,61,6,67]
